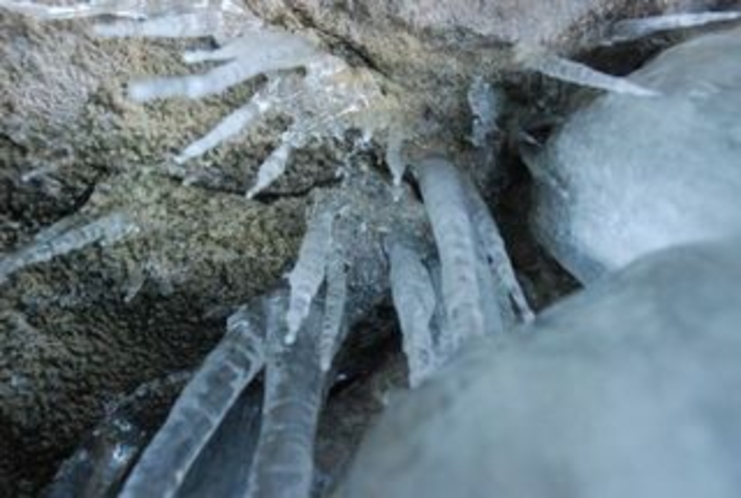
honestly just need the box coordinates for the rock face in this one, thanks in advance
[344,239,741,498]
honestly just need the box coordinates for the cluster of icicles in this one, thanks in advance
[2,1,741,497]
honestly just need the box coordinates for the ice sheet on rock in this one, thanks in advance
[0,213,139,284]
[415,157,487,352]
[120,307,265,498]
[528,27,741,282]
[285,202,337,345]
[603,11,741,45]
[516,46,659,97]
[248,295,328,498]
[388,239,438,387]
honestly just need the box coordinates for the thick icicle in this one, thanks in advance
[461,176,534,323]
[603,11,741,44]
[285,202,336,344]
[388,240,438,387]
[0,213,139,284]
[119,307,265,498]
[318,248,348,372]
[415,157,487,353]
[248,295,328,498]
[516,46,659,97]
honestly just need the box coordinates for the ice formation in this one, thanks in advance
[515,44,659,97]
[602,11,741,44]
[344,238,741,498]
[526,26,741,282]
[0,213,140,284]
[119,306,265,498]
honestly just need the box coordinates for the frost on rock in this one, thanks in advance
[0,213,139,284]
[515,45,659,97]
[120,306,265,498]
[527,27,741,283]
[388,239,438,387]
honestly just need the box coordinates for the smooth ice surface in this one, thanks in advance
[603,11,741,44]
[247,296,327,498]
[517,46,659,96]
[416,158,487,351]
[285,204,336,344]
[120,307,265,498]
[528,27,741,282]
[345,238,741,498]
[0,213,139,284]
[389,240,438,387]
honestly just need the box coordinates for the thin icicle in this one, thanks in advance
[0,213,139,284]
[467,75,500,148]
[248,295,327,498]
[415,157,486,352]
[93,12,225,39]
[388,240,438,387]
[245,138,294,199]
[461,176,534,323]
[175,90,272,164]
[119,307,265,498]
[603,11,741,44]
[285,203,336,344]
[385,129,406,188]
[318,247,348,372]
[516,46,659,97]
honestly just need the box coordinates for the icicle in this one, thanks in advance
[603,11,741,45]
[119,307,265,498]
[516,45,659,97]
[461,176,534,323]
[415,157,487,352]
[385,130,406,188]
[0,213,139,284]
[467,76,500,148]
[245,138,294,200]
[127,34,318,101]
[388,240,438,387]
[318,248,348,372]
[285,203,336,344]
[175,91,273,164]
[248,295,327,498]
[93,13,225,39]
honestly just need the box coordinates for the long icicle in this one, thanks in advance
[119,307,265,498]
[415,157,488,355]
[247,294,328,498]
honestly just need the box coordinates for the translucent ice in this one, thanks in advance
[344,238,741,498]
[526,27,741,282]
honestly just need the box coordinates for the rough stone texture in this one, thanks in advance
[0,11,310,495]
